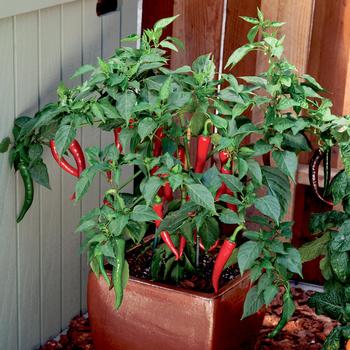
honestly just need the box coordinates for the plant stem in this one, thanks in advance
[118,170,142,191]
[179,114,192,170]
[196,233,200,268]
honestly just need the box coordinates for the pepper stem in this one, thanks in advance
[203,119,213,136]
[229,224,244,242]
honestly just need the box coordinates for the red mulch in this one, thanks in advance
[40,287,338,350]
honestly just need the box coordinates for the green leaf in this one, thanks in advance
[54,124,76,157]
[301,74,324,91]
[70,64,95,79]
[276,247,302,276]
[242,285,265,319]
[28,144,43,160]
[272,150,297,182]
[121,34,140,42]
[220,174,243,192]
[282,133,310,152]
[159,40,178,52]
[225,43,256,69]
[308,290,345,321]
[219,209,241,224]
[159,77,172,101]
[299,233,330,263]
[142,176,163,205]
[0,137,10,153]
[330,220,350,252]
[276,98,299,110]
[157,202,198,234]
[138,117,157,141]
[262,166,291,218]
[264,285,279,305]
[29,159,50,189]
[209,113,227,130]
[99,99,119,119]
[187,183,216,213]
[330,171,349,204]
[240,16,259,24]
[116,91,136,122]
[247,159,262,184]
[131,205,160,222]
[238,241,263,274]
[75,165,101,201]
[154,15,179,31]
[200,216,220,249]
[189,111,206,136]
[247,25,259,43]
[255,195,281,224]
[75,219,97,233]
[330,249,350,283]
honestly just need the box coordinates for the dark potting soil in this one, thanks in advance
[126,239,240,293]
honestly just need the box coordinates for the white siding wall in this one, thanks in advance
[0,0,140,348]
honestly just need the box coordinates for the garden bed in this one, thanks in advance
[40,287,338,350]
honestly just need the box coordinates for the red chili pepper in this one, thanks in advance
[50,139,86,201]
[152,198,163,229]
[153,127,164,157]
[212,240,237,293]
[219,150,230,166]
[160,231,179,260]
[262,152,271,166]
[178,236,187,258]
[69,139,86,176]
[176,145,186,168]
[215,160,237,212]
[113,127,122,153]
[195,120,212,173]
[50,139,80,177]
[309,149,333,206]
[195,135,211,173]
[194,231,219,252]
[163,182,173,202]
[103,199,112,208]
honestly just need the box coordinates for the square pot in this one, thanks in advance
[88,269,263,350]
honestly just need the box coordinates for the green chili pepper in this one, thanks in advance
[97,254,111,287]
[268,288,295,338]
[16,162,34,223]
[112,238,126,309]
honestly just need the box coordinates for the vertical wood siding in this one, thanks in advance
[0,0,139,348]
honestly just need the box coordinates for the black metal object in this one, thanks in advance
[96,0,118,16]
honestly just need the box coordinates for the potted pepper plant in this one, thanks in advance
[3,9,350,350]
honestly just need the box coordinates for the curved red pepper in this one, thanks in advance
[194,135,211,173]
[212,240,236,293]
[175,146,186,168]
[153,127,164,157]
[215,160,237,212]
[50,139,80,177]
[194,231,219,252]
[178,236,187,258]
[152,201,163,228]
[309,149,334,206]
[113,127,123,153]
[69,140,86,176]
[50,139,86,201]
[163,182,173,202]
[160,231,179,260]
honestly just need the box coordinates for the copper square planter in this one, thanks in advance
[88,270,263,350]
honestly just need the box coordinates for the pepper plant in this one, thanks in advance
[2,10,350,340]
